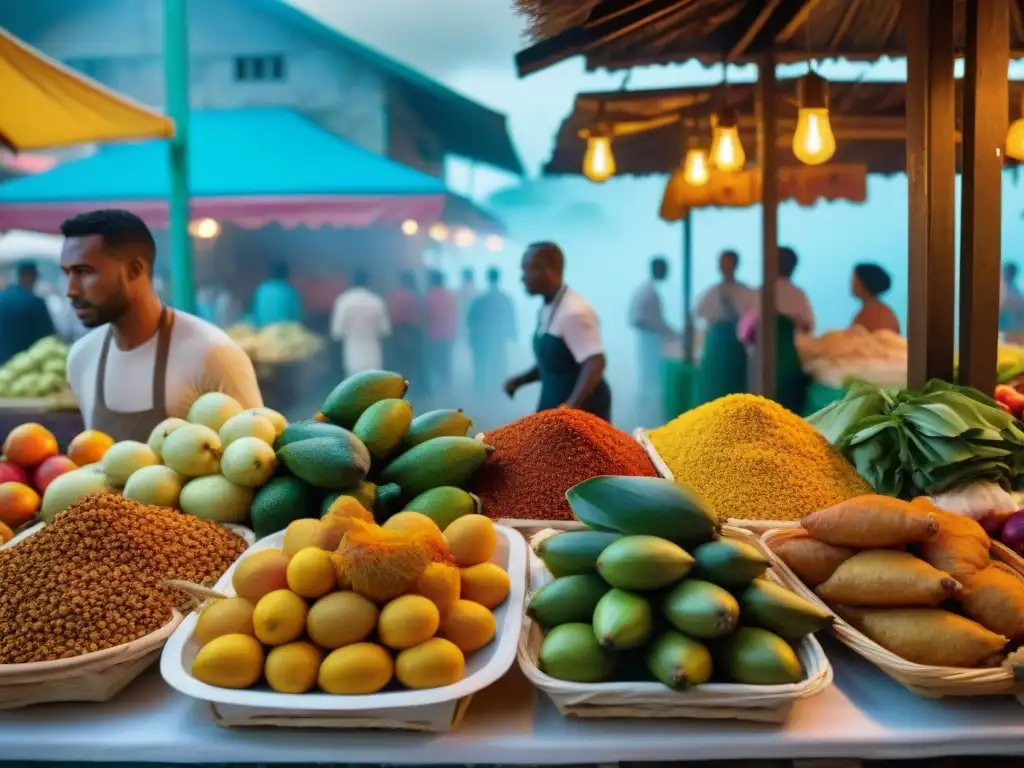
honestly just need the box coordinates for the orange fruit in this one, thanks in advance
[67,430,115,467]
[0,482,40,528]
[3,423,58,468]
[0,520,13,544]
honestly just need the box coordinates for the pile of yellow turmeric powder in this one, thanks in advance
[648,394,870,523]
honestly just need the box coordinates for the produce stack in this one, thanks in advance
[528,476,832,689]
[226,322,324,365]
[250,369,489,538]
[768,495,1024,669]
[189,504,509,694]
[0,336,70,399]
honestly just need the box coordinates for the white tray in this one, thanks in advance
[160,523,528,730]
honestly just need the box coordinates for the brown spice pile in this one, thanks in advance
[472,409,657,521]
[0,493,247,664]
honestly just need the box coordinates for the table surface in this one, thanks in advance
[2,640,1023,764]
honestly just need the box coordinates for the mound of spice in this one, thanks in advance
[648,394,871,524]
[0,493,247,664]
[472,408,656,521]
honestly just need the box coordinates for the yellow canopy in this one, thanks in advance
[0,28,174,152]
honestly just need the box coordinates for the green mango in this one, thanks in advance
[721,627,804,685]
[692,538,769,587]
[534,530,621,577]
[596,535,694,590]
[739,580,833,641]
[320,370,408,428]
[592,588,653,651]
[646,631,713,690]
[527,574,611,628]
[662,579,739,639]
[538,623,616,683]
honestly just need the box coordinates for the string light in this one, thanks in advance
[793,72,837,166]
[710,107,745,172]
[428,223,449,242]
[188,218,220,239]
[401,219,419,236]
[484,235,503,252]
[682,147,711,186]
[582,131,616,183]
[453,228,476,247]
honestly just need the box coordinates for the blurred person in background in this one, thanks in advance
[628,256,676,424]
[456,267,478,338]
[330,269,391,377]
[851,263,899,334]
[426,270,458,392]
[0,261,56,364]
[467,266,516,394]
[252,261,302,328]
[1001,263,1024,344]
[695,250,755,403]
[386,270,427,384]
[505,242,611,421]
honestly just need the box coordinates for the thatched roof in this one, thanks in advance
[543,78,1024,176]
[514,0,1024,75]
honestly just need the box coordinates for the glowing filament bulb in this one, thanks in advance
[793,108,837,165]
[682,148,711,186]
[710,110,745,172]
[583,135,616,183]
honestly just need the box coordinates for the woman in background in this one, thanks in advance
[851,263,900,334]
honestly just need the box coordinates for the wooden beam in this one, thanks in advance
[757,53,779,399]
[904,0,957,387]
[959,0,1010,396]
[714,0,821,59]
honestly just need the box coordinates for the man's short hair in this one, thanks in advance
[60,209,156,268]
[526,241,564,272]
[778,246,798,278]
[15,260,38,281]
[720,249,739,267]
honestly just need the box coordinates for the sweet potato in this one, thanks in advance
[815,550,959,607]
[930,509,990,550]
[838,607,1008,667]
[772,537,854,587]
[919,510,992,583]
[802,495,938,548]
[959,566,1024,640]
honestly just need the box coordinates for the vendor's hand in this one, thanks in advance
[503,376,520,399]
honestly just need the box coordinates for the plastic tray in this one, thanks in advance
[160,523,528,728]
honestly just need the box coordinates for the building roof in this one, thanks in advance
[258,0,523,174]
[544,79,1024,177]
[514,0,1024,76]
[0,107,503,233]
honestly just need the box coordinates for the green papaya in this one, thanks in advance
[692,538,769,587]
[278,435,370,491]
[250,476,314,539]
[275,419,350,450]
[404,408,473,449]
[593,589,653,650]
[662,579,739,639]
[565,475,717,547]
[527,574,611,627]
[534,530,621,577]
[404,486,480,530]
[372,482,405,523]
[646,631,713,690]
[539,623,616,683]
[740,580,833,640]
[379,436,493,496]
[353,399,413,459]
[721,627,803,685]
[320,370,408,428]
[596,535,695,590]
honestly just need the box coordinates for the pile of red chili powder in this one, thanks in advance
[471,408,657,521]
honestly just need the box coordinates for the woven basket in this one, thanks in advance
[760,526,1024,699]
[518,526,833,723]
[0,523,255,709]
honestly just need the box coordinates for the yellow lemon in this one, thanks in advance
[191,633,264,689]
[264,641,323,694]
[282,518,323,557]
[414,562,461,618]
[253,589,308,646]
[306,591,379,649]
[395,637,465,689]
[318,642,394,694]
[232,549,289,602]
[286,546,337,598]
[383,511,443,537]
[459,562,510,609]
[444,514,496,567]
[439,599,496,653]
[378,594,440,650]
[194,597,255,646]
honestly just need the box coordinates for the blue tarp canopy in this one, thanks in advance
[0,107,503,234]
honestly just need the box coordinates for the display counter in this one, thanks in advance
[0,396,83,448]
[2,640,1021,764]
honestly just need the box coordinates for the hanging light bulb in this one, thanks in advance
[710,107,745,172]
[682,147,711,187]
[793,71,837,166]
[582,128,616,183]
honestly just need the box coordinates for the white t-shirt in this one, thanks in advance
[696,281,757,325]
[67,310,263,428]
[537,286,604,364]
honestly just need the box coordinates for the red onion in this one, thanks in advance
[999,510,1024,555]
[981,514,1008,538]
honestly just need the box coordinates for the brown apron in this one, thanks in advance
[91,308,175,443]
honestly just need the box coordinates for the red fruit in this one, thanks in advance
[31,455,78,494]
[0,460,28,485]
[2,423,58,468]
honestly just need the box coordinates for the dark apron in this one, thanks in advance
[696,291,747,406]
[91,308,174,443]
[775,314,808,415]
[534,287,612,421]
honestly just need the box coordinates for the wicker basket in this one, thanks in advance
[760,526,1024,699]
[518,526,833,723]
[0,523,255,709]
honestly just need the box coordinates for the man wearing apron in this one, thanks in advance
[59,209,263,443]
[504,242,611,421]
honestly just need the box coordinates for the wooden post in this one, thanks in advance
[904,0,957,386]
[959,0,1009,395]
[756,53,779,398]
[681,210,694,364]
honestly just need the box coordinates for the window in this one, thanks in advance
[233,55,286,83]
